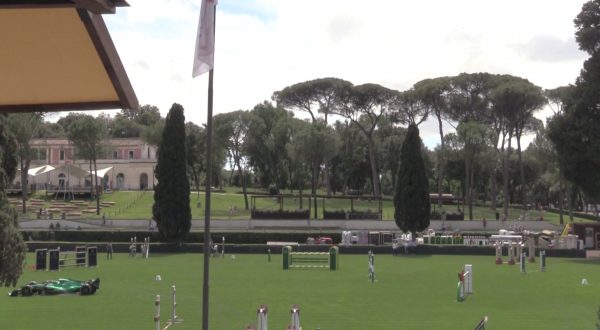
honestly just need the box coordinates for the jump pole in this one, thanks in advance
[290,304,301,330]
[368,250,375,283]
[257,304,268,330]
[154,285,182,330]
[457,264,472,302]
[154,295,161,330]
[167,285,182,326]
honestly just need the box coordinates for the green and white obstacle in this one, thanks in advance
[456,264,473,302]
[282,246,338,270]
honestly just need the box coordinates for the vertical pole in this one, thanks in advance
[368,250,375,282]
[172,285,177,322]
[257,305,268,330]
[290,305,301,330]
[146,237,150,259]
[464,264,472,294]
[202,8,216,329]
[154,295,161,330]
[540,250,546,272]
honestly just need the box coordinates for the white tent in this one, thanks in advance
[88,166,113,178]
[54,164,89,179]
[32,165,55,176]
[16,164,55,177]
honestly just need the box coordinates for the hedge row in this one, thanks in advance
[323,210,380,220]
[250,209,310,219]
[430,211,465,221]
[21,230,340,244]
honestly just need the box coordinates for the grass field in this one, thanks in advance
[2,253,599,329]
[22,189,591,225]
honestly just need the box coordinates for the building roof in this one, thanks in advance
[0,1,138,113]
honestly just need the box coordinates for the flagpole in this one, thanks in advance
[202,67,213,330]
[202,5,216,330]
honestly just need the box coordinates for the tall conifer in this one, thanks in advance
[394,124,430,235]
[153,104,191,241]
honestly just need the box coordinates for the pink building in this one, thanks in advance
[19,138,157,191]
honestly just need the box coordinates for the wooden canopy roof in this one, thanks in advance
[0,0,138,113]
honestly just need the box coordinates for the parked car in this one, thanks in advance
[9,278,100,297]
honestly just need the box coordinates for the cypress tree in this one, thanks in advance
[153,104,191,241]
[394,124,430,235]
[0,117,26,287]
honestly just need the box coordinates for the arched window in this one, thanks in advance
[140,173,148,190]
[116,173,125,190]
[103,174,109,190]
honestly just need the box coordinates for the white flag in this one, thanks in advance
[192,0,218,77]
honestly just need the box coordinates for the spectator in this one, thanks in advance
[106,242,113,259]
[392,241,398,256]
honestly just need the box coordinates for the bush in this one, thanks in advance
[268,184,279,195]
[348,210,380,220]
[21,231,340,245]
[323,210,347,220]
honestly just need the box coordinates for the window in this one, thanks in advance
[33,149,46,161]
[59,150,65,161]
[128,150,134,159]
[113,151,118,159]
[140,173,148,190]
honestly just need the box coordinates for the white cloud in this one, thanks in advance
[103,0,589,147]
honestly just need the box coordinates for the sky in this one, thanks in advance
[74,0,590,148]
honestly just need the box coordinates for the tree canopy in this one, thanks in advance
[549,0,600,200]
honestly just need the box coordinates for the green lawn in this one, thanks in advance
[19,190,591,224]
[3,253,599,329]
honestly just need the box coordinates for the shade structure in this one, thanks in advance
[88,166,113,178]
[0,1,138,113]
[16,165,56,177]
[54,164,90,179]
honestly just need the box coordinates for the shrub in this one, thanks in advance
[268,184,279,195]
